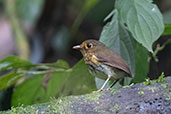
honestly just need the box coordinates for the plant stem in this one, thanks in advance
[5,0,30,60]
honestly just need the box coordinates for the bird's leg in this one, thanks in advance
[110,79,120,88]
[98,76,111,92]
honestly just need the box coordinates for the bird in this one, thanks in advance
[73,39,132,91]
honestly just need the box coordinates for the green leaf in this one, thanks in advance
[12,74,44,106]
[163,24,171,36]
[132,42,149,83]
[115,0,164,52]
[98,10,135,87]
[0,56,35,71]
[100,10,135,75]
[0,72,23,90]
[11,59,96,106]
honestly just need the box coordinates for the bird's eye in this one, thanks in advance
[86,43,93,49]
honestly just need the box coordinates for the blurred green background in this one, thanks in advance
[0,0,170,111]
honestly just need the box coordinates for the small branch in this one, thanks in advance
[152,39,171,62]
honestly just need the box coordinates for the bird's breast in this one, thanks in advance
[84,53,94,64]
[87,62,125,80]
[84,53,125,80]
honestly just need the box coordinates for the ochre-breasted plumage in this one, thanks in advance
[73,39,132,91]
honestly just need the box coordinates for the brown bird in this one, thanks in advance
[73,39,132,91]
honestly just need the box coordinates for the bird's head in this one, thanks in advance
[72,40,105,57]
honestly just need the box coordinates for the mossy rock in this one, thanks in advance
[1,77,171,114]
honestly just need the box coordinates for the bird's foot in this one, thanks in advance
[97,88,111,92]
[97,89,103,92]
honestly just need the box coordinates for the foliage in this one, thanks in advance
[144,78,151,86]
[157,72,165,83]
[0,0,170,108]
[96,0,164,87]
[163,24,171,35]
[115,0,164,52]
[99,10,135,88]
[0,56,96,106]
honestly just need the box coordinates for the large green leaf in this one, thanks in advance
[100,10,135,75]
[115,0,164,52]
[11,59,96,106]
[95,10,135,89]
[12,74,44,106]
[0,56,72,91]
[132,42,149,83]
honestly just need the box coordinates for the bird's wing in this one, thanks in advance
[95,49,132,77]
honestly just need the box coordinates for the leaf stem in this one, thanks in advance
[152,39,171,62]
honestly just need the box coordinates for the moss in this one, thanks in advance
[5,96,76,114]
[5,105,37,114]
[138,91,144,95]
[48,97,74,114]
[162,83,168,88]
[157,72,164,83]
[94,105,106,114]
[114,103,119,111]
[144,78,151,85]
[111,89,118,95]
[165,88,171,101]
[166,92,171,100]
[96,110,106,114]
[109,104,120,113]
[145,86,159,93]
[85,91,101,101]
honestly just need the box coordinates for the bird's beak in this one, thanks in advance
[72,45,82,50]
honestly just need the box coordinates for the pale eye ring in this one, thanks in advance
[86,43,93,49]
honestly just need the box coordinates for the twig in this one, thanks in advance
[152,39,171,62]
